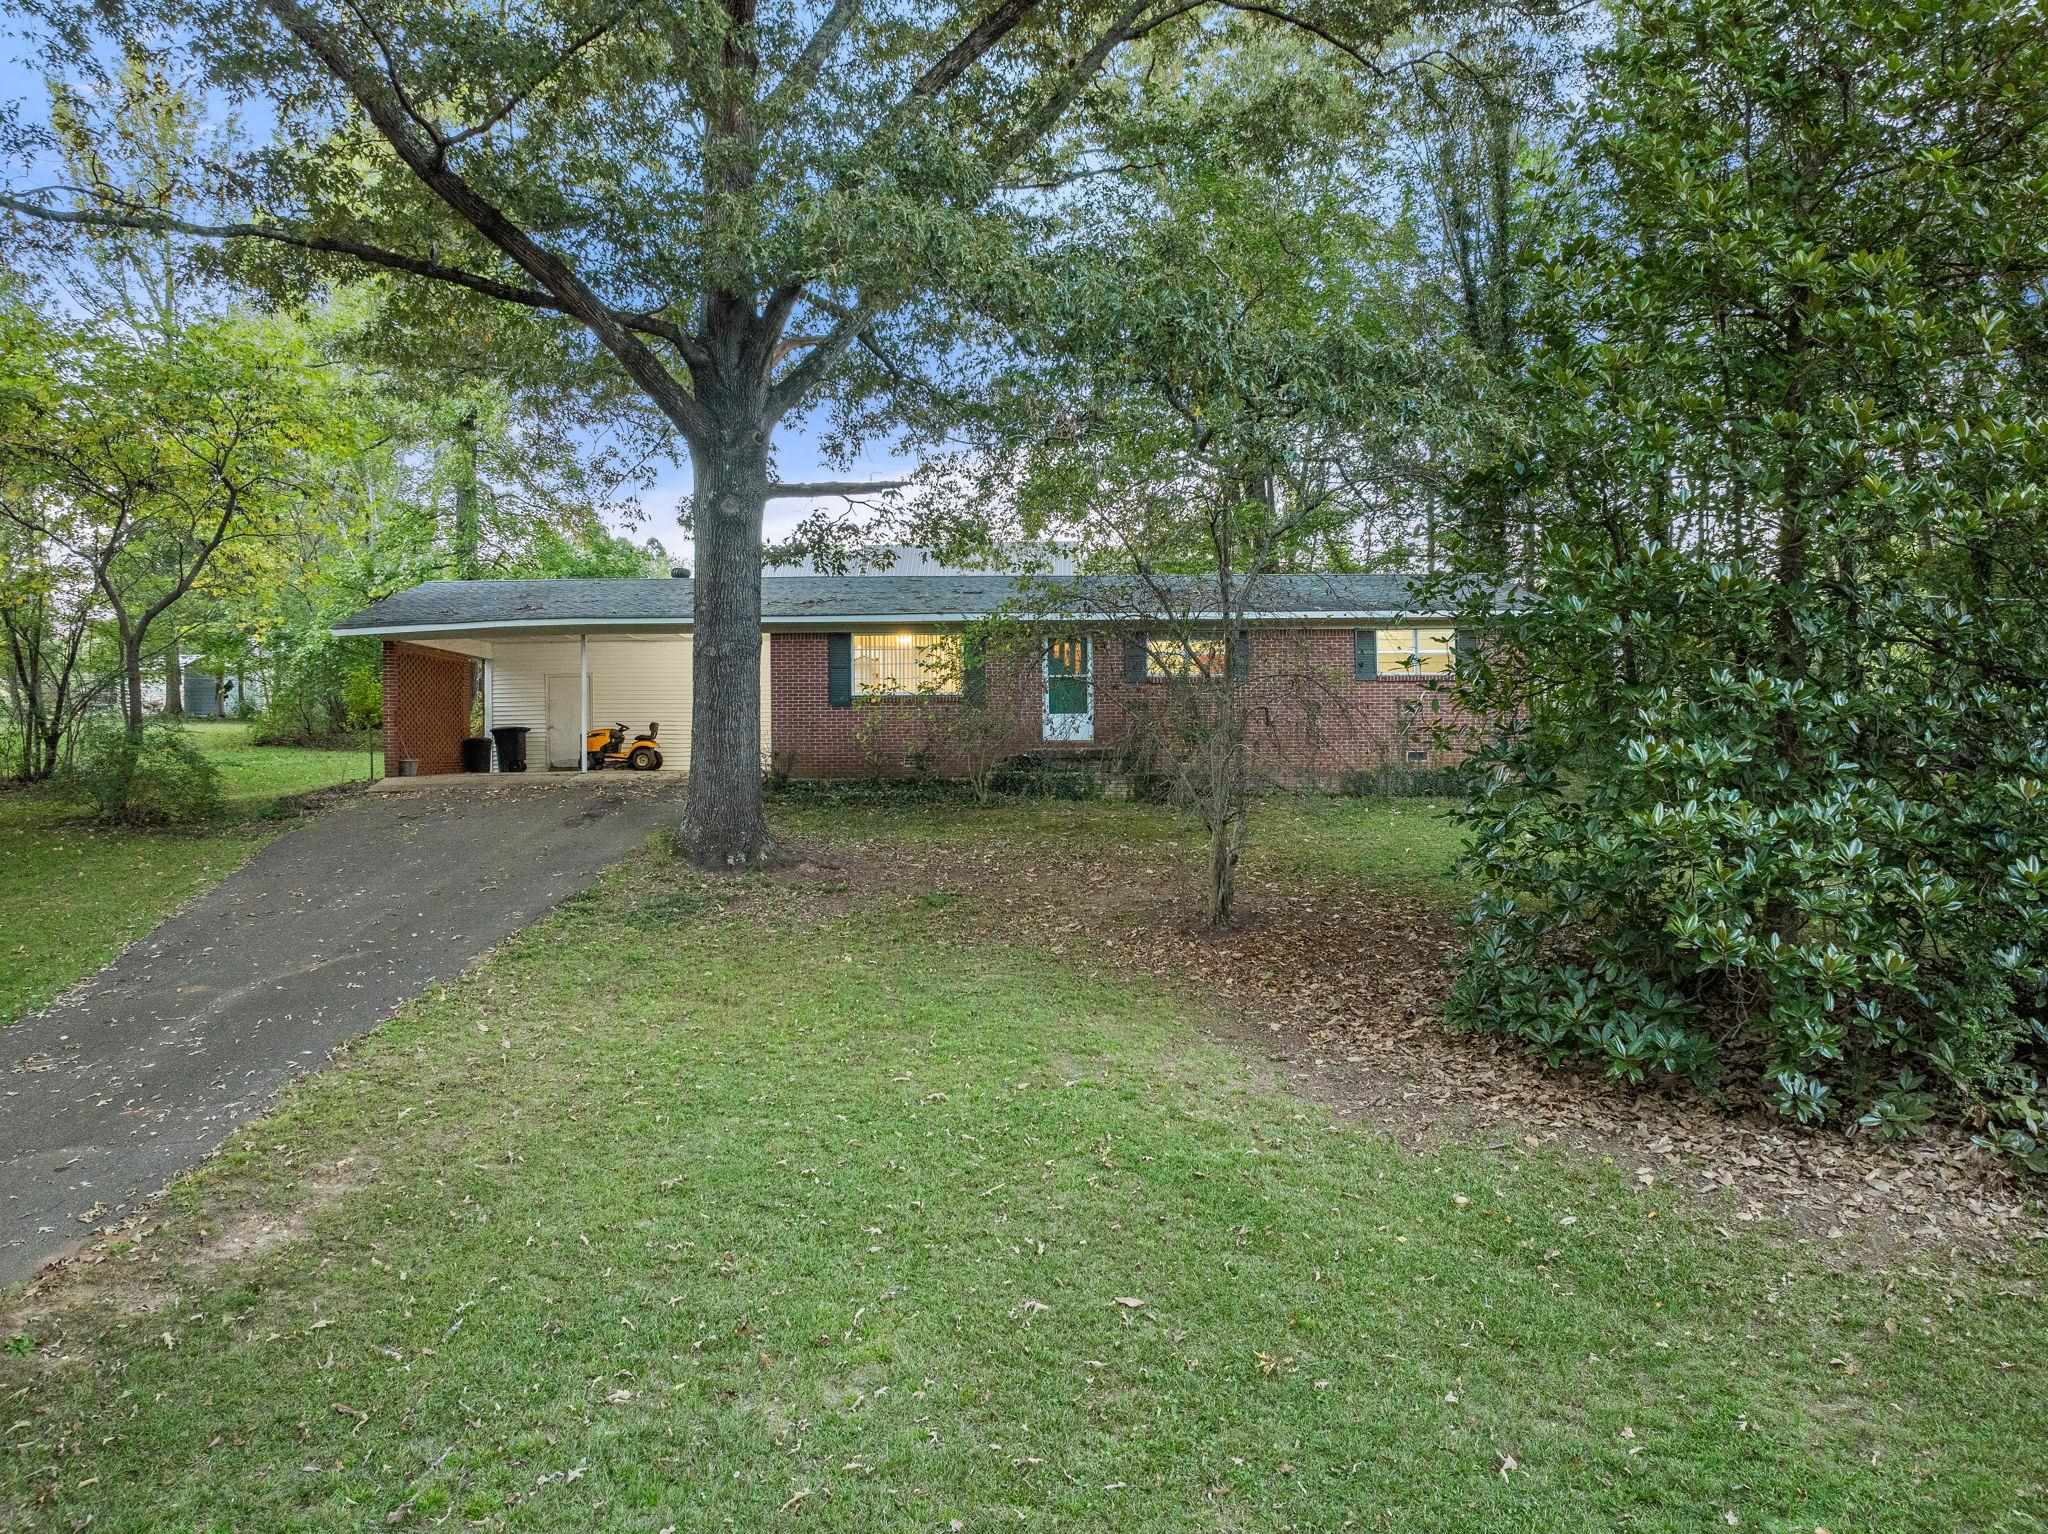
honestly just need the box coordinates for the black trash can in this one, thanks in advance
[460,736,493,774]
[488,724,531,773]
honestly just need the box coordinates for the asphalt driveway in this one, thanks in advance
[1,777,683,1289]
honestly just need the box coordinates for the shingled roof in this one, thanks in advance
[333,572,1480,637]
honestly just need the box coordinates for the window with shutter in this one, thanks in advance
[850,631,959,696]
[1375,627,1456,675]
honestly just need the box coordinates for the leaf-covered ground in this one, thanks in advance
[3,796,2043,1532]
[781,799,2034,1260]
[0,721,372,1023]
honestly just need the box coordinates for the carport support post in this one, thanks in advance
[578,634,589,772]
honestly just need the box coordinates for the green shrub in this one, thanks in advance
[69,718,225,825]
[987,753,1104,801]
[764,777,973,808]
[250,632,381,746]
[1338,762,1464,800]
[1434,0,2048,1159]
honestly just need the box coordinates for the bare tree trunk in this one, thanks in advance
[164,635,183,716]
[122,630,146,738]
[1207,795,1246,926]
[453,408,480,580]
[677,420,776,868]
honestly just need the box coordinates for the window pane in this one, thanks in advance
[852,632,957,695]
[1376,628,1454,674]
[1146,638,1227,680]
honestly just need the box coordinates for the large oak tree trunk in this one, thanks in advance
[677,421,777,868]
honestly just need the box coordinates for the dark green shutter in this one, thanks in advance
[1228,628,1251,681]
[962,635,987,705]
[826,633,852,707]
[1354,628,1378,679]
[1453,628,1475,666]
[1124,634,1148,683]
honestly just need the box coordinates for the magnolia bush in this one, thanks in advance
[1451,545,2048,1160]
[1441,0,2048,1161]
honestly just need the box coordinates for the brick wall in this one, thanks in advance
[382,640,474,776]
[767,627,1478,782]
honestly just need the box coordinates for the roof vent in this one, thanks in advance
[670,564,691,579]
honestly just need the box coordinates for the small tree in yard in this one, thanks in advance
[0,305,334,749]
[0,514,110,782]
[1104,612,1354,926]
[1434,0,2048,1156]
[939,625,1034,806]
[931,67,1413,924]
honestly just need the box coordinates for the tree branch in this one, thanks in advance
[437,7,636,161]
[771,0,1152,420]
[768,332,833,364]
[258,0,717,443]
[336,0,454,161]
[986,0,1150,181]
[767,478,911,498]
[765,0,864,118]
[0,191,703,360]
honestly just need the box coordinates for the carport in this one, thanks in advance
[334,580,770,777]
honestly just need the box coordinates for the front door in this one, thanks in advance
[1043,638,1093,742]
[545,672,587,769]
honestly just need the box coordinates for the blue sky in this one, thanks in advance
[0,45,918,560]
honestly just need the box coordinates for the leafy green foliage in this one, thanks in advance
[1438,0,2048,1152]
[0,297,350,748]
[248,632,382,746]
[67,716,225,825]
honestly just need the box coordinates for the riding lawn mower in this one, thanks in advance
[585,721,663,771]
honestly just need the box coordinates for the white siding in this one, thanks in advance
[590,639,692,767]
[482,635,771,770]
[487,639,577,766]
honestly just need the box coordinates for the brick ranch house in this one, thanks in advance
[332,572,1488,780]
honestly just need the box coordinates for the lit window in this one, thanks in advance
[1146,638,1228,681]
[1377,628,1455,675]
[852,631,958,696]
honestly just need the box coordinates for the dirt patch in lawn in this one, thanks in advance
[1,1157,372,1363]
[816,830,2040,1268]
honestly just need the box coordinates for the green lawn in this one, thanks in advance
[4,823,2040,1532]
[0,720,372,1023]
[772,788,1468,895]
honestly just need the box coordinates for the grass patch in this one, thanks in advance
[770,791,1467,897]
[5,852,2040,1531]
[0,721,372,1022]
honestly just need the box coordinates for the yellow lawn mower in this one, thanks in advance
[585,720,664,771]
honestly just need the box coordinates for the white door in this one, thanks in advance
[1042,638,1093,742]
[545,673,586,769]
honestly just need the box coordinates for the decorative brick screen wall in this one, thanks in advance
[768,627,1478,782]
[381,640,474,776]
